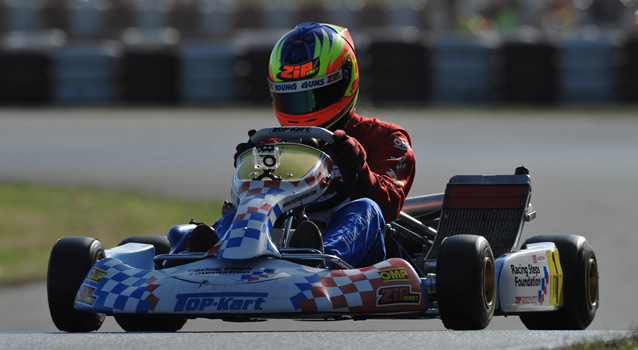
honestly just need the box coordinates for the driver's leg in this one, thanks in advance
[322,198,386,268]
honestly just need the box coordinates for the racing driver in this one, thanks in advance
[182,22,416,268]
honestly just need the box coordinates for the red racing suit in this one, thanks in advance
[342,111,416,222]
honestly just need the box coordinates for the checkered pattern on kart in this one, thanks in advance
[240,268,277,282]
[290,260,394,312]
[216,181,287,258]
[217,169,329,259]
[539,265,549,305]
[88,258,161,313]
[215,152,331,259]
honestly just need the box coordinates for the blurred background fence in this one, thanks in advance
[0,0,637,106]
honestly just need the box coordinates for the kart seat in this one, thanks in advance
[426,171,534,260]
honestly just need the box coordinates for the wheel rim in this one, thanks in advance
[586,258,599,309]
[483,257,495,308]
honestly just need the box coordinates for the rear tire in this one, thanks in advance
[436,235,496,330]
[115,235,187,332]
[47,236,106,332]
[519,235,599,330]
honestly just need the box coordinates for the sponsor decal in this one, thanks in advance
[392,135,411,152]
[188,267,253,276]
[282,189,318,209]
[270,70,342,93]
[532,254,546,264]
[514,276,542,287]
[326,71,342,84]
[338,212,373,251]
[391,155,410,173]
[379,268,410,282]
[510,264,542,288]
[510,264,541,276]
[377,286,420,306]
[174,292,268,312]
[278,60,319,80]
[385,168,399,182]
[77,285,97,306]
[271,127,311,133]
[87,267,107,284]
[510,263,551,305]
[269,81,298,92]
[514,296,538,304]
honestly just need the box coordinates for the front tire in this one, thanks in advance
[519,235,599,330]
[47,236,106,332]
[436,235,496,330]
[114,314,187,332]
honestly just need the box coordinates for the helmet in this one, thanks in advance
[268,22,359,130]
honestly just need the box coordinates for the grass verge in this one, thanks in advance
[557,329,638,350]
[0,183,222,286]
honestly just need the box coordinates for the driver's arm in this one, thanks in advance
[352,130,416,222]
[327,128,416,222]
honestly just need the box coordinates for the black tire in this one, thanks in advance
[114,314,187,332]
[47,236,106,332]
[519,235,599,330]
[436,235,496,330]
[118,235,171,254]
[115,235,187,332]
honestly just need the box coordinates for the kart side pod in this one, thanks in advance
[495,242,563,313]
[105,243,156,271]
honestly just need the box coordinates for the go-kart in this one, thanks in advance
[47,126,599,332]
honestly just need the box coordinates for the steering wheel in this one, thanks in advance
[248,127,358,212]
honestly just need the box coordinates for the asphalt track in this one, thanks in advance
[1,106,637,348]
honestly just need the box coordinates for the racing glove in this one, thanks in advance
[324,130,378,197]
[233,129,256,167]
[325,130,366,175]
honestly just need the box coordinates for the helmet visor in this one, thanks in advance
[269,70,345,116]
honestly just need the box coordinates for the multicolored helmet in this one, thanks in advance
[268,22,359,130]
